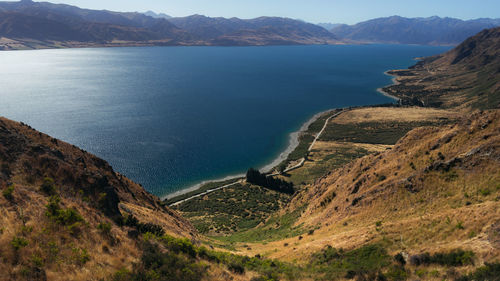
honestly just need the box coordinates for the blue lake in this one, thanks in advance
[0,44,450,197]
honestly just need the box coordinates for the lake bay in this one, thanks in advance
[0,44,449,196]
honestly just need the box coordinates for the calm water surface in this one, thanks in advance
[0,45,450,196]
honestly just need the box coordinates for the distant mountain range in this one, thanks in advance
[0,0,337,49]
[331,16,500,45]
[168,15,337,45]
[0,0,498,50]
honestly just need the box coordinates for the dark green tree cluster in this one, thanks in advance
[246,168,294,194]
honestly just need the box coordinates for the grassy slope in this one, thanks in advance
[247,110,500,274]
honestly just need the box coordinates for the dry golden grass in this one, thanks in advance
[331,107,458,124]
[234,110,500,275]
[311,140,392,153]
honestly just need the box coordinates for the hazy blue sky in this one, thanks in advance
[16,0,500,24]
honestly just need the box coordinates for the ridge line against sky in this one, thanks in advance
[4,0,500,24]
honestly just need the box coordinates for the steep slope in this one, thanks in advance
[258,110,500,267]
[331,16,500,45]
[0,116,197,280]
[382,26,500,109]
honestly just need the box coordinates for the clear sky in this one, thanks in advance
[13,0,500,24]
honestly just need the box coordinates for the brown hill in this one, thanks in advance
[382,27,500,109]
[0,116,197,280]
[269,110,500,265]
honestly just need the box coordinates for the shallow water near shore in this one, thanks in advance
[0,44,449,197]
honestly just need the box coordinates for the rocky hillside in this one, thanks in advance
[0,116,199,280]
[331,16,500,45]
[382,26,500,109]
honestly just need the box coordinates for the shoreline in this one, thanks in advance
[162,70,400,202]
[376,71,401,102]
[161,108,336,201]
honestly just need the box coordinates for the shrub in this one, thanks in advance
[312,244,391,279]
[384,265,408,281]
[2,185,14,201]
[72,247,90,265]
[410,249,474,267]
[45,195,85,234]
[31,254,44,267]
[134,241,206,281]
[456,262,500,281]
[11,236,29,250]
[228,262,245,274]
[431,249,474,266]
[40,177,56,195]
[120,214,165,237]
[479,188,491,196]
[98,222,112,235]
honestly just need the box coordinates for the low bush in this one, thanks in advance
[228,262,245,274]
[45,195,85,236]
[410,249,474,267]
[40,177,56,195]
[456,262,500,281]
[11,236,29,250]
[71,247,90,265]
[384,265,408,281]
[131,241,206,281]
[97,222,112,235]
[311,244,391,279]
[2,185,14,201]
[120,214,165,237]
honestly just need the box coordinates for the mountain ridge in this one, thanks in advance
[331,15,500,45]
[0,0,338,49]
